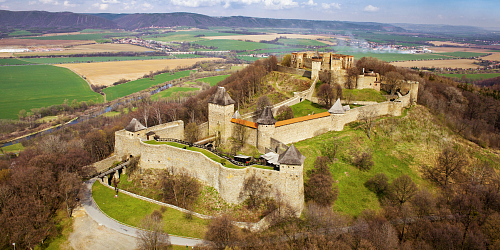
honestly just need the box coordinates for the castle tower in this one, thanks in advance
[311,50,322,80]
[277,144,305,216]
[208,87,235,142]
[256,106,276,152]
[409,81,419,105]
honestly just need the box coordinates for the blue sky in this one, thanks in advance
[1,0,499,29]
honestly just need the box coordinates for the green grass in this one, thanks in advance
[146,30,239,42]
[197,74,230,86]
[92,181,209,238]
[1,143,25,153]
[439,73,500,80]
[0,65,103,119]
[237,56,262,62]
[8,29,40,37]
[0,58,33,65]
[20,56,173,64]
[102,111,121,117]
[35,210,73,250]
[435,52,488,58]
[22,32,132,40]
[349,52,450,62]
[343,89,387,103]
[277,38,328,46]
[290,100,328,117]
[151,87,200,100]
[103,70,193,101]
[195,39,284,51]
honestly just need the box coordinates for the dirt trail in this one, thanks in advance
[68,207,137,250]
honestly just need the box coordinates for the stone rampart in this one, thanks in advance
[273,115,331,145]
[92,155,119,173]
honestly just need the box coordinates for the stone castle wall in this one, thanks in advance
[276,65,312,78]
[115,139,304,214]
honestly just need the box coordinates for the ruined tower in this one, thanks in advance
[208,87,235,142]
[256,106,276,152]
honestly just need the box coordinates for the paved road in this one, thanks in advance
[82,178,204,247]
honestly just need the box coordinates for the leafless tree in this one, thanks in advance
[424,145,468,188]
[137,212,171,250]
[357,108,377,140]
[389,175,418,207]
[383,71,404,95]
[58,172,82,217]
[184,122,199,143]
[203,214,240,250]
[161,168,200,209]
[152,102,163,125]
[230,124,248,153]
[239,173,270,209]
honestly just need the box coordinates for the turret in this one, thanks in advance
[208,87,236,142]
[277,144,305,216]
[256,106,276,152]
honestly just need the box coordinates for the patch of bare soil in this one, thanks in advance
[68,207,137,250]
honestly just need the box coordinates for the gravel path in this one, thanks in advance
[82,178,203,247]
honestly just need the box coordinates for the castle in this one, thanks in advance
[113,75,418,216]
[292,51,381,91]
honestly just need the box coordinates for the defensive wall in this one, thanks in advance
[113,134,304,215]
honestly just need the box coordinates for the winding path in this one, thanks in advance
[82,178,203,247]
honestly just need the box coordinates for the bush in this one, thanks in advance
[353,151,374,171]
[364,173,389,197]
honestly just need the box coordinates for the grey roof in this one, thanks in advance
[261,152,279,165]
[328,99,345,114]
[278,144,305,165]
[208,86,236,106]
[125,118,146,132]
[232,110,241,119]
[343,105,350,111]
[256,106,276,125]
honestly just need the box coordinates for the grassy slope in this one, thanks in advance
[0,65,103,120]
[294,105,500,216]
[290,100,328,117]
[151,87,200,100]
[92,181,209,238]
[197,74,230,86]
[103,70,193,101]
[343,89,388,103]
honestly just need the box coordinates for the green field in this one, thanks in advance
[345,52,450,62]
[1,143,25,153]
[278,38,328,46]
[290,100,328,117]
[439,73,500,80]
[237,56,262,62]
[195,39,284,51]
[0,65,103,119]
[353,32,445,44]
[20,56,172,64]
[103,70,193,101]
[92,181,209,238]
[23,32,132,40]
[435,52,488,58]
[343,89,388,103]
[147,30,239,42]
[0,58,34,65]
[151,87,200,100]
[8,30,40,37]
[197,74,230,86]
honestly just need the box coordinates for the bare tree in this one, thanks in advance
[305,156,338,207]
[317,83,335,107]
[357,108,377,140]
[383,71,404,95]
[161,168,200,209]
[255,95,272,115]
[137,212,171,250]
[230,124,248,153]
[152,102,163,125]
[184,122,199,143]
[424,145,468,188]
[239,173,270,209]
[58,172,82,217]
[203,214,240,250]
[389,175,418,207]
[275,105,294,121]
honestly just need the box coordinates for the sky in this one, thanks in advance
[1,0,499,29]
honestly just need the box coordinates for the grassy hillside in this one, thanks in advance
[294,105,500,215]
[0,65,103,119]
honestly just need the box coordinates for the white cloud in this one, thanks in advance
[92,2,108,9]
[438,14,443,19]
[39,0,59,5]
[102,0,120,3]
[363,4,379,12]
[170,0,296,9]
[142,2,152,8]
[29,1,37,4]
[304,0,316,6]
[1,4,9,8]
[63,0,76,7]
[262,0,298,10]
[170,0,219,7]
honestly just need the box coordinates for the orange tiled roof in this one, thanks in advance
[231,118,257,129]
[275,112,331,127]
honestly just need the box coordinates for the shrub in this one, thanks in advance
[353,151,374,171]
[365,173,389,197]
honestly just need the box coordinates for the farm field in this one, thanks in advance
[0,58,34,65]
[237,56,262,62]
[15,43,152,56]
[0,65,103,120]
[482,52,500,61]
[196,74,230,86]
[151,87,200,100]
[435,52,488,58]
[277,38,328,46]
[20,56,174,64]
[146,30,239,42]
[429,46,491,53]
[194,39,284,51]
[21,32,132,41]
[103,70,193,101]
[0,38,91,47]
[439,73,500,80]
[56,57,220,87]
[203,33,331,42]
[338,51,451,62]
[391,59,480,69]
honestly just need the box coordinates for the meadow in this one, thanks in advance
[22,32,133,41]
[0,58,33,65]
[277,38,328,46]
[20,56,175,64]
[391,59,480,69]
[147,30,239,42]
[92,181,209,238]
[103,70,193,101]
[196,74,230,86]
[151,87,200,100]
[0,65,103,119]
[435,52,488,58]
[345,52,451,62]
[439,73,500,80]
[194,39,285,51]
[290,100,327,117]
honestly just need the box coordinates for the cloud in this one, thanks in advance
[39,0,59,5]
[63,0,76,6]
[363,4,379,12]
[262,0,298,9]
[142,2,152,9]
[102,0,120,3]
[321,2,339,9]
[92,2,108,9]
[438,14,443,19]
[29,1,37,4]
[1,4,8,8]
[171,0,269,8]
[304,0,316,6]
[170,0,220,7]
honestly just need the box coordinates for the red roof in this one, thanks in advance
[275,112,331,127]
[231,118,257,129]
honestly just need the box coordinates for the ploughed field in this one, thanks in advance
[0,65,103,120]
